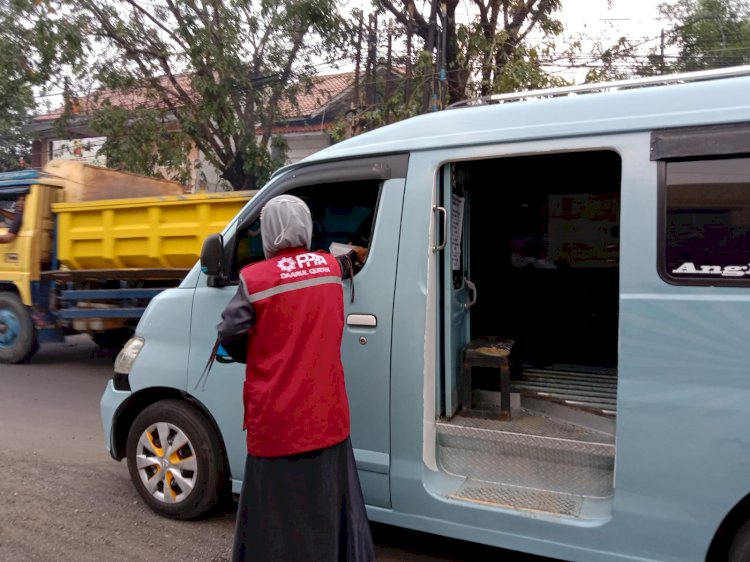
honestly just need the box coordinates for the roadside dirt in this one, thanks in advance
[0,337,236,561]
[0,336,545,562]
[0,451,236,561]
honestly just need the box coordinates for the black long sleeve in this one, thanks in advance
[216,277,255,364]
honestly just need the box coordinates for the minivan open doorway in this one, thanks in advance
[434,150,621,519]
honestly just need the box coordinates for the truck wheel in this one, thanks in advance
[0,293,38,364]
[126,400,227,520]
[730,519,750,561]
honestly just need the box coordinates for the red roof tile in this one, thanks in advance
[278,72,355,118]
[35,72,354,123]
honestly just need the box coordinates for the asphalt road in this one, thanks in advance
[0,335,551,562]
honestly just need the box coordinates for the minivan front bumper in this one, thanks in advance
[100,379,131,460]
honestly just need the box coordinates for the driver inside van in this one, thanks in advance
[0,194,25,244]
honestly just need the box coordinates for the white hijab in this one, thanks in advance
[260,194,313,259]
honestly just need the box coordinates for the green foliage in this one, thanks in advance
[0,31,33,171]
[376,0,566,105]
[483,44,569,94]
[28,0,350,189]
[580,36,642,82]
[328,55,435,142]
[89,104,193,184]
[454,4,567,98]
[644,0,750,73]
[0,137,31,172]
[0,0,88,170]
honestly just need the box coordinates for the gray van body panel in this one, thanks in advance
[101,73,750,562]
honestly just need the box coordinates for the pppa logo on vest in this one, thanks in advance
[276,253,331,279]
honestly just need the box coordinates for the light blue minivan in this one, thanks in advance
[101,66,750,561]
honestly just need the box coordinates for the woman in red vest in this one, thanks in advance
[217,194,374,562]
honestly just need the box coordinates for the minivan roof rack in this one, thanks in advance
[447,64,750,109]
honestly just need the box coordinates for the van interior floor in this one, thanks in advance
[435,383,616,519]
[513,364,618,418]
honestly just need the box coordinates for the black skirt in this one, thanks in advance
[231,437,376,562]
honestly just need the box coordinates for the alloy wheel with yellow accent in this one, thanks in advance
[126,399,228,520]
[135,421,199,504]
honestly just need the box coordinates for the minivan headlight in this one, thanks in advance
[114,336,144,374]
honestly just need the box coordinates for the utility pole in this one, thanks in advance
[439,2,447,109]
[432,7,440,112]
[422,0,439,113]
[405,4,413,109]
[430,0,443,111]
[660,28,666,74]
[366,13,378,111]
[350,12,364,138]
[385,20,393,124]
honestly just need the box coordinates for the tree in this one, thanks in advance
[54,0,350,189]
[644,0,750,73]
[0,0,86,171]
[0,36,33,171]
[88,105,193,184]
[572,35,642,83]
[376,0,565,105]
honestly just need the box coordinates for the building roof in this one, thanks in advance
[34,71,356,126]
[278,72,356,119]
[34,74,194,123]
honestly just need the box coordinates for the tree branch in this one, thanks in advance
[122,0,190,52]
[377,0,430,40]
[260,29,306,148]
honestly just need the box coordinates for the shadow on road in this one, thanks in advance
[27,334,118,366]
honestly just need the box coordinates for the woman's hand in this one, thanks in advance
[352,246,369,264]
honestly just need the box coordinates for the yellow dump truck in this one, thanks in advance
[0,160,253,363]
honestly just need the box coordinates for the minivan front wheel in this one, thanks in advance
[126,400,227,520]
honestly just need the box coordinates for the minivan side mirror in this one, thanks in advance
[200,233,225,282]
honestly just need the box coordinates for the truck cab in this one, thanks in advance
[0,171,63,362]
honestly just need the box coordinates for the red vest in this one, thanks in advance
[239,248,350,457]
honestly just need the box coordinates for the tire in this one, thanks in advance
[126,400,227,520]
[730,519,750,562]
[0,293,38,364]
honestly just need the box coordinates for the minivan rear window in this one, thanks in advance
[663,156,750,285]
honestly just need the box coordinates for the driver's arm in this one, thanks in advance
[0,211,22,244]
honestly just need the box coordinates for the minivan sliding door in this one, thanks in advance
[438,164,472,417]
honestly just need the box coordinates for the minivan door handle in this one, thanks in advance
[464,278,477,310]
[347,314,377,327]
[433,205,447,252]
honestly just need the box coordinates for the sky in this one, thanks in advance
[554,0,665,35]
[331,0,673,81]
[345,0,670,43]
[37,0,673,113]
[554,0,667,51]
[548,0,669,79]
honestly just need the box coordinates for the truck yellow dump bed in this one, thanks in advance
[53,191,253,270]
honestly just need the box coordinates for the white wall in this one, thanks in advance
[285,132,332,164]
